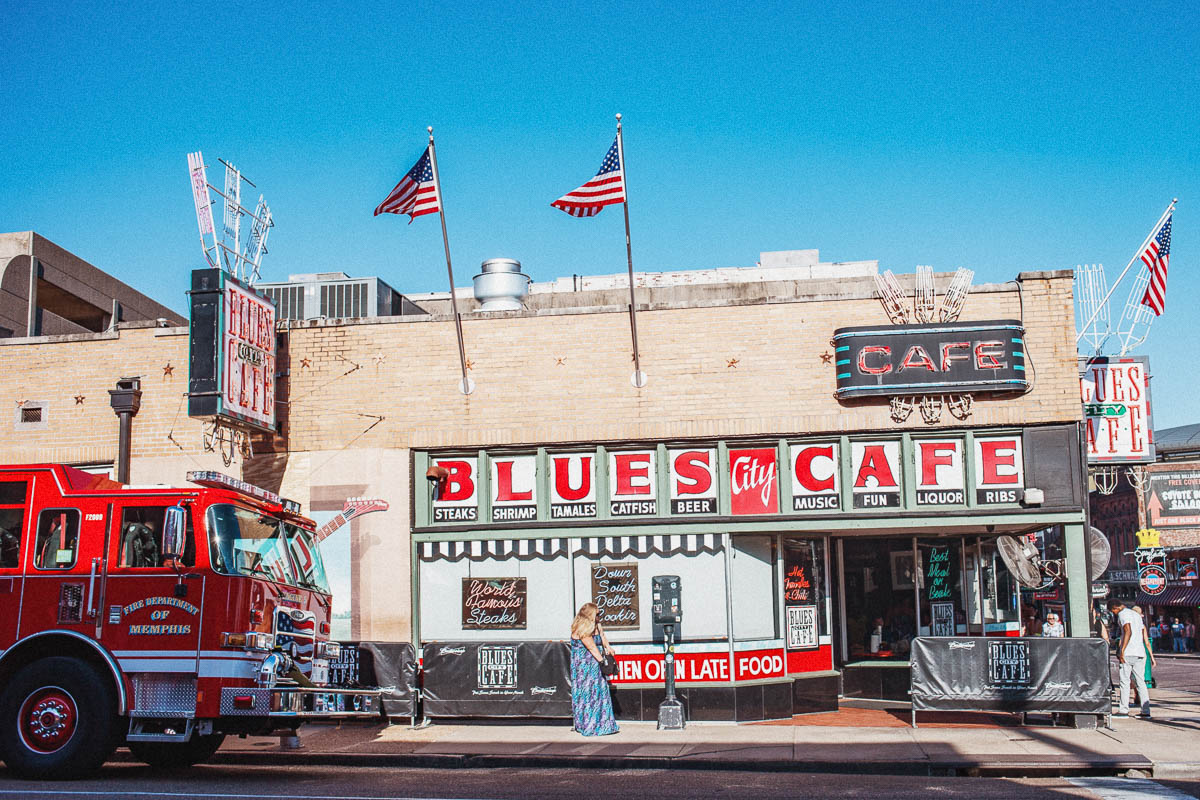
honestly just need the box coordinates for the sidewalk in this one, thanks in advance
[204,688,1200,779]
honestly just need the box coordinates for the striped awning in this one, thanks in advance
[1137,586,1200,607]
[417,533,724,563]
[573,533,723,559]
[418,538,569,563]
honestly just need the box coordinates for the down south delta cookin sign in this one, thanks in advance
[424,435,1027,524]
[187,268,278,432]
[832,320,1029,399]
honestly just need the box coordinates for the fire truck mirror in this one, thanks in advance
[162,505,188,563]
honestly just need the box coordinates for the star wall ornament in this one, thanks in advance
[555,357,566,366]
[820,351,833,365]
[465,359,475,371]
[74,395,85,405]
[726,358,740,369]
[372,351,387,367]
[163,363,174,377]
[300,358,312,369]
[873,266,976,424]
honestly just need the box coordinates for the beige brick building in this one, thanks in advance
[0,254,1090,720]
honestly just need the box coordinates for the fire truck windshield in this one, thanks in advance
[283,524,331,594]
[207,504,301,586]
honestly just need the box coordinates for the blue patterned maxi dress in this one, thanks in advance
[570,636,619,735]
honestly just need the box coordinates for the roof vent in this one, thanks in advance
[473,259,531,311]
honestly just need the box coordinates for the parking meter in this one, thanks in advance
[652,575,682,625]
[652,575,684,730]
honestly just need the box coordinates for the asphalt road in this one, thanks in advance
[1147,656,1200,692]
[0,765,1198,800]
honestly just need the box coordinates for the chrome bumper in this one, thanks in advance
[219,686,382,718]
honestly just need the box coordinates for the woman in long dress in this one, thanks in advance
[570,602,619,736]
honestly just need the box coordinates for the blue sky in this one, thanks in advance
[2,1,1197,427]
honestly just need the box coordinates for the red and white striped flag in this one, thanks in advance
[374,147,439,221]
[1139,213,1173,316]
[552,138,625,217]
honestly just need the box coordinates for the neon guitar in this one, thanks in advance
[314,497,389,544]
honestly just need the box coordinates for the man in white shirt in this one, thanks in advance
[1110,600,1151,717]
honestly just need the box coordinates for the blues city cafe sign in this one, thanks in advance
[188,268,278,432]
[832,320,1029,399]
[424,433,1026,524]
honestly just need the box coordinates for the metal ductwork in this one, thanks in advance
[472,259,530,311]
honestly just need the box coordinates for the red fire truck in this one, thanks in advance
[0,464,380,779]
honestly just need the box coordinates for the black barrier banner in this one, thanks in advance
[333,641,417,719]
[910,637,1109,714]
[421,641,572,718]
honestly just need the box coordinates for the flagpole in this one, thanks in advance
[1076,198,1177,345]
[615,113,646,388]
[426,126,474,395]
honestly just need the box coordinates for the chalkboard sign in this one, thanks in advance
[591,562,639,629]
[462,577,527,630]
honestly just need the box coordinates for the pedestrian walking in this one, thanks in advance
[1110,600,1151,718]
[1172,618,1185,653]
[1149,620,1160,652]
[1131,605,1156,697]
[569,602,619,736]
[1186,619,1195,652]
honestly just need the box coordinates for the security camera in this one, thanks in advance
[425,466,449,502]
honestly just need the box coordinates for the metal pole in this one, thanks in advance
[1076,198,1177,343]
[426,127,473,395]
[615,114,645,388]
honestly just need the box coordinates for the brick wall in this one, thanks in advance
[0,269,1082,641]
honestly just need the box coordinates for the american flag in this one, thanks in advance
[276,609,316,658]
[374,147,439,221]
[1139,213,1173,316]
[552,138,625,217]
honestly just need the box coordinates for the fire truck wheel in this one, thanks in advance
[127,733,226,768]
[0,657,119,780]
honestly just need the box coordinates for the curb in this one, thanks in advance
[143,749,1152,778]
[1148,762,1200,779]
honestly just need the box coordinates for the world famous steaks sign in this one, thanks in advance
[832,320,1028,399]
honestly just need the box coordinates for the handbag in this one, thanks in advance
[598,649,618,677]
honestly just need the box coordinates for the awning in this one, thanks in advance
[417,533,724,563]
[418,538,569,563]
[1136,586,1200,607]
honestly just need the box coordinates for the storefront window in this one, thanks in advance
[964,537,1021,635]
[841,537,917,661]
[918,538,962,636]
[783,538,827,637]
[730,534,777,640]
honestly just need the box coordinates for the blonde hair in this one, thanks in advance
[571,602,599,639]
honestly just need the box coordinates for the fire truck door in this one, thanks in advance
[0,475,33,650]
[18,506,103,639]
[101,503,203,674]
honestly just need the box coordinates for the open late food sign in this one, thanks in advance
[832,320,1028,399]
[187,268,277,432]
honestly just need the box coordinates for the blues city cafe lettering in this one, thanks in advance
[988,640,1032,688]
[832,320,1029,399]
[427,433,1026,523]
[187,268,278,432]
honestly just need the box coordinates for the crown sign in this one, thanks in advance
[1135,528,1161,549]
